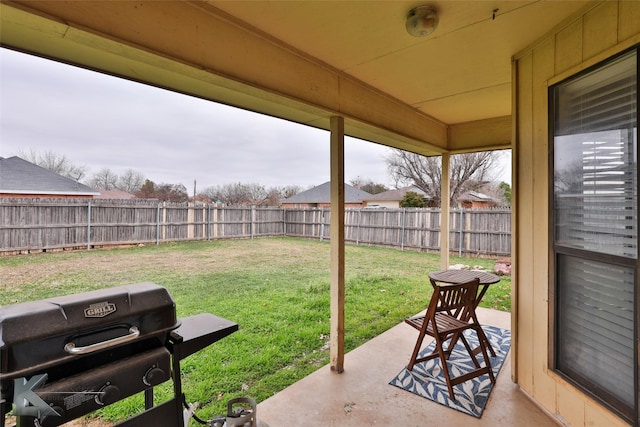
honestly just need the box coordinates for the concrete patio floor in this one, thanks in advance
[257,308,560,426]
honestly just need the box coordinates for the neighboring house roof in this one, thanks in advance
[283,181,372,204]
[96,190,136,199]
[363,186,428,202]
[458,190,495,203]
[0,156,99,196]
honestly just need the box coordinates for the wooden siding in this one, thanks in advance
[513,2,640,426]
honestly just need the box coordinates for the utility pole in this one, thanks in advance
[193,179,197,202]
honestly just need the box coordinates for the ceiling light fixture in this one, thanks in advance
[405,5,439,37]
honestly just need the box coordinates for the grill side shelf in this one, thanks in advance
[169,313,238,361]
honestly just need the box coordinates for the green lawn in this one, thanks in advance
[0,237,510,422]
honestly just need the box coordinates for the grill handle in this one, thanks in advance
[64,326,140,355]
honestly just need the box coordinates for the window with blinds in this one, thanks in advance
[552,48,637,421]
[556,255,634,409]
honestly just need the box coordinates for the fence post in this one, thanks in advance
[401,208,406,250]
[251,206,255,239]
[87,201,92,250]
[213,205,219,238]
[187,203,195,240]
[465,209,472,254]
[163,202,168,241]
[419,210,425,250]
[383,209,387,244]
[302,209,306,237]
[282,207,286,236]
[356,209,361,245]
[319,208,325,241]
[207,204,211,240]
[156,203,161,245]
[459,208,464,257]
[202,204,206,240]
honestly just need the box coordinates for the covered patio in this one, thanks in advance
[2,1,639,426]
[258,307,556,426]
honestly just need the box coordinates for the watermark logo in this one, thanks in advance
[13,374,60,418]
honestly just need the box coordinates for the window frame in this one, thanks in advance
[548,46,639,425]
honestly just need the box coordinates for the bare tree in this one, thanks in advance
[245,183,269,205]
[279,185,302,199]
[89,168,119,191]
[386,150,498,206]
[266,185,304,206]
[474,181,512,207]
[200,182,270,206]
[199,183,303,206]
[220,183,252,205]
[155,183,188,202]
[264,187,283,206]
[19,148,87,182]
[117,169,146,193]
[135,180,188,202]
[554,158,584,193]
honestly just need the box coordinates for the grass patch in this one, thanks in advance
[0,237,510,422]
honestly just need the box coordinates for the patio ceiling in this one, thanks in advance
[0,1,590,154]
[209,0,580,124]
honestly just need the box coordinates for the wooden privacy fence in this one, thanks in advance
[284,207,511,256]
[0,198,511,256]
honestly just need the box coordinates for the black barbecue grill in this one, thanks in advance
[0,282,238,427]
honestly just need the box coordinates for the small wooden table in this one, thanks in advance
[428,269,500,356]
[428,269,499,306]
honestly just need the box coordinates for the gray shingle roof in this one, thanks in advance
[283,181,372,203]
[458,190,494,202]
[0,156,98,196]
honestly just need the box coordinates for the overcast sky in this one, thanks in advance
[0,48,510,192]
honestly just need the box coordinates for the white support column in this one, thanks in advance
[440,153,450,270]
[329,116,345,373]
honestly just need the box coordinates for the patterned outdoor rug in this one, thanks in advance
[389,325,511,418]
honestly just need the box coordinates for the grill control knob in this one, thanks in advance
[95,383,120,406]
[143,365,166,387]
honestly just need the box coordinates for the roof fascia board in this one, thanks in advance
[448,115,512,153]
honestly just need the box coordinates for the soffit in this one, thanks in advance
[207,0,590,124]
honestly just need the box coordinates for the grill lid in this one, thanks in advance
[0,282,178,379]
